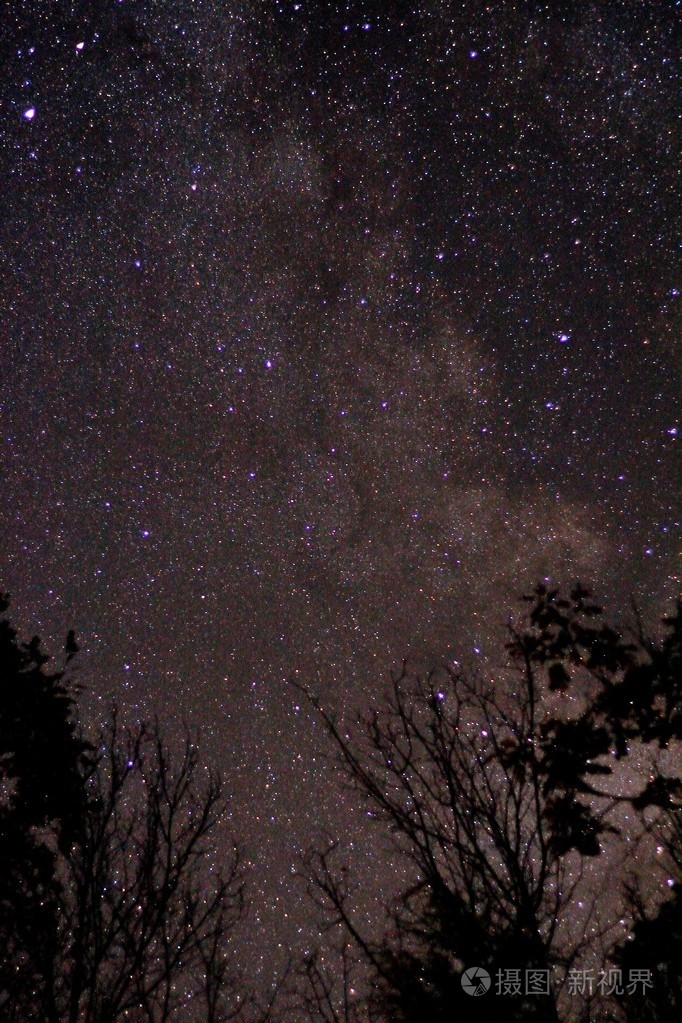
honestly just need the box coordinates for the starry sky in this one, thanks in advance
[1,0,680,977]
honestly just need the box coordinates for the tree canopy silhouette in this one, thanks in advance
[0,592,93,1020]
[0,594,250,1023]
[296,586,682,1023]
[3,584,680,1022]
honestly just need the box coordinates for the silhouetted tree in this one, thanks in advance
[287,941,374,1023]
[299,666,576,1022]
[0,595,251,1023]
[0,592,93,1020]
[512,588,682,1023]
[55,711,247,1023]
[297,587,682,1023]
[611,793,682,1022]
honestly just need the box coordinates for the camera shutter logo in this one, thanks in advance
[461,967,491,996]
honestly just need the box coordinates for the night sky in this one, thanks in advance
[1,0,680,981]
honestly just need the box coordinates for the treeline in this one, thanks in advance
[0,586,680,1022]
